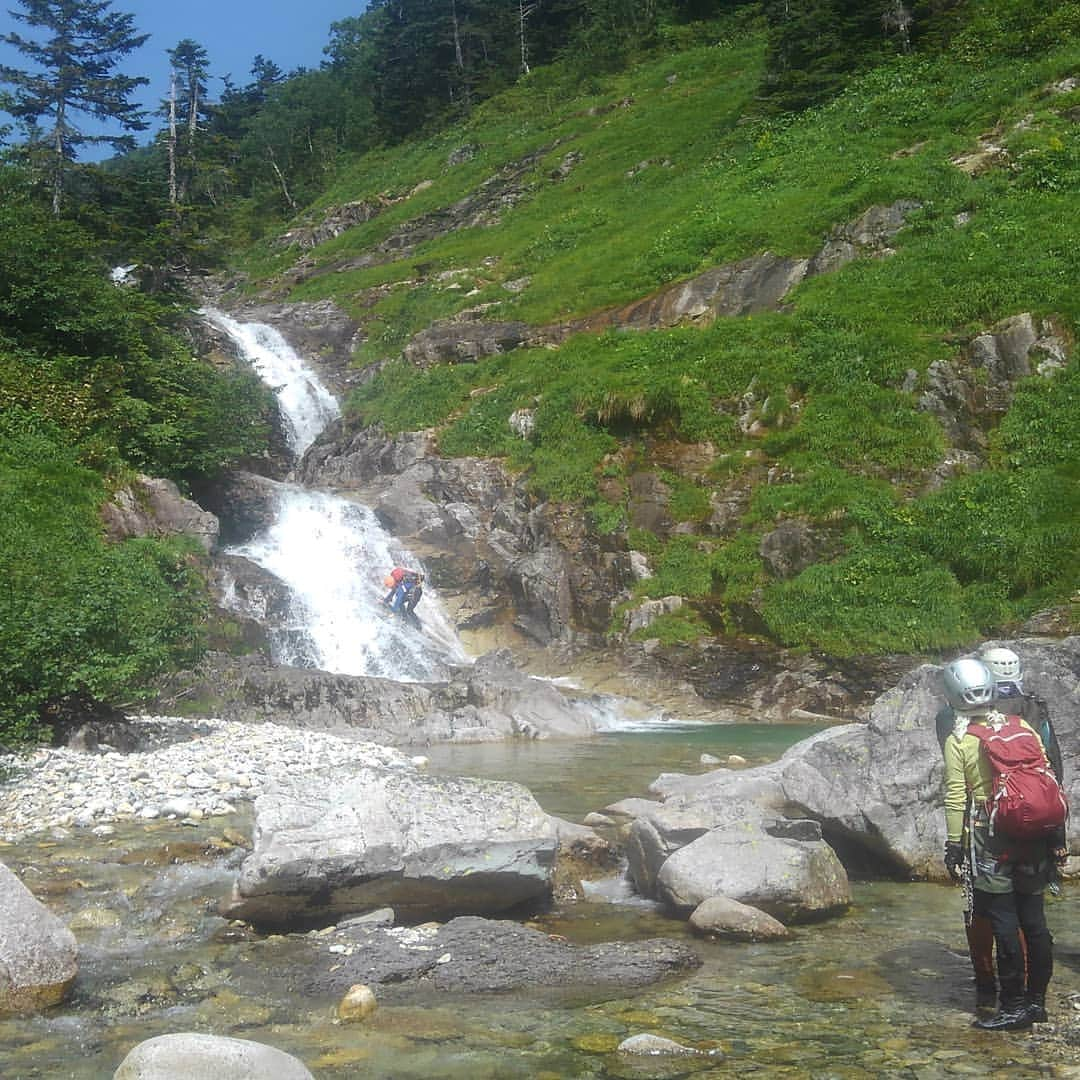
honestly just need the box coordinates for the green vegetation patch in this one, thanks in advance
[0,414,208,744]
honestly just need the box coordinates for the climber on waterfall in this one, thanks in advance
[382,566,424,618]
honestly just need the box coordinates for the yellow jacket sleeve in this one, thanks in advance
[943,732,970,843]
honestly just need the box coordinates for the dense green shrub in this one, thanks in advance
[762,546,975,656]
[0,184,272,486]
[765,384,945,474]
[0,414,207,743]
[910,467,1080,599]
[993,361,1080,470]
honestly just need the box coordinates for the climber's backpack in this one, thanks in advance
[967,715,1069,838]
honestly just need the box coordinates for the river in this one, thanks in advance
[1,723,1077,1078]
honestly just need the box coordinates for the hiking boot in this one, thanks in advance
[975,979,998,1011]
[1026,993,1048,1023]
[973,1000,1034,1032]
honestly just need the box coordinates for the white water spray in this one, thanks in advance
[206,309,468,680]
[228,485,467,679]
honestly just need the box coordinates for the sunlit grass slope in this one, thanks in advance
[240,15,1080,657]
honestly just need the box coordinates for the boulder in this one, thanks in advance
[0,862,78,1014]
[624,637,1080,894]
[113,1033,313,1080]
[101,475,219,553]
[656,830,850,923]
[221,766,558,929]
[778,636,1080,876]
[194,471,281,546]
[688,895,791,941]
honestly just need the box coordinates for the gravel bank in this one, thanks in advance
[0,716,412,842]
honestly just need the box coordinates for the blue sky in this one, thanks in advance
[1,0,368,157]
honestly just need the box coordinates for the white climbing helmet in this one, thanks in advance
[979,646,1022,683]
[942,658,996,712]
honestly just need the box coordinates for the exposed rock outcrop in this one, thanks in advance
[298,426,632,644]
[154,649,598,745]
[101,475,220,553]
[221,765,558,929]
[0,862,78,1014]
[918,312,1070,456]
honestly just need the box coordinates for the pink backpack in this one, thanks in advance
[967,716,1069,838]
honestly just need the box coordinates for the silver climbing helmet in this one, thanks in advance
[942,658,996,712]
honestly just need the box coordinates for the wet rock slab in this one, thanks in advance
[304,915,700,998]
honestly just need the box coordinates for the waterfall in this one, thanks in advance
[202,308,340,458]
[205,308,468,680]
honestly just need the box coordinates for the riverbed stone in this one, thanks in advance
[222,767,558,929]
[0,862,78,1014]
[337,983,377,1021]
[688,895,791,940]
[303,915,700,998]
[617,1033,707,1056]
[112,1033,313,1079]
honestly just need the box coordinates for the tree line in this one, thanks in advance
[5,0,1056,265]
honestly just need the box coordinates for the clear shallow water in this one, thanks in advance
[420,722,828,821]
[3,729,1078,1079]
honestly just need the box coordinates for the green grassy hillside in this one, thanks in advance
[238,14,1080,657]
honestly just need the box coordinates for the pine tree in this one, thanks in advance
[0,0,149,214]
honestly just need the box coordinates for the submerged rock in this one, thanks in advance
[688,895,790,941]
[303,915,700,998]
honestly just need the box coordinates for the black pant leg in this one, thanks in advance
[1015,890,1053,997]
[974,890,1026,1001]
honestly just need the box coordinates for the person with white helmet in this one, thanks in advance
[979,645,1063,783]
[941,657,1059,1031]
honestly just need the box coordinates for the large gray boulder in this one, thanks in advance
[113,1033,313,1080]
[657,830,850,923]
[221,765,557,929]
[625,637,1079,897]
[622,764,847,923]
[778,636,1080,876]
[0,862,78,1014]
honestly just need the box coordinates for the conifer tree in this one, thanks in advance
[1,0,149,214]
[165,39,210,203]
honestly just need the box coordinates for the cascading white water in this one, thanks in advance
[206,308,468,680]
[202,308,340,458]
[229,484,467,679]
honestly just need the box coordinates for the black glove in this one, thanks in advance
[1053,845,1069,868]
[944,841,965,881]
